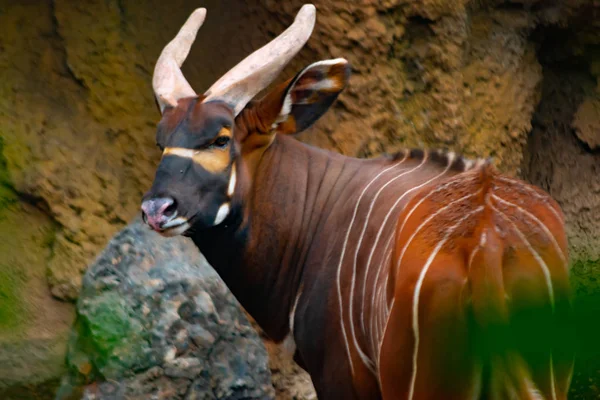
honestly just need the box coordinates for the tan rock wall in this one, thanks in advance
[0,0,273,395]
[2,0,595,306]
[0,0,599,397]
[0,0,274,302]
[257,0,547,174]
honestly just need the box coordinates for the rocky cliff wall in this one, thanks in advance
[0,0,598,398]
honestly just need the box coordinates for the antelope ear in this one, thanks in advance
[271,58,350,135]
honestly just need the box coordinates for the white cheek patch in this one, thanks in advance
[214,203,230,226]
[227,165,236,197]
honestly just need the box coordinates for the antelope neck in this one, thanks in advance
[189,134,355,341]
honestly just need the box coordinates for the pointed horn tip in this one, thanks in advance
[190,7,207,19]
[299,4,316,13]
[296,4,316,22]
[182,7,207,30]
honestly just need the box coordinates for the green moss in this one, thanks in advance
[0,137,17,210]
[78,292,151,379]
[0,137,59,335]
[571,258,600,295]
[0,261,27,332]
[0,138,24,332]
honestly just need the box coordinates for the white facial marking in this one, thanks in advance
[161,216,186,229]
[163,147,195,159]
[227,165,237,197]
[158,221,190,237]
[214,203,230,226]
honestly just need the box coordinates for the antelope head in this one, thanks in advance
[141,4,350,236]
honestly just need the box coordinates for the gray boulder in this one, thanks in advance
[56,218,274,400]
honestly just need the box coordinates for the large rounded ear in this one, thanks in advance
[270,58,350,135]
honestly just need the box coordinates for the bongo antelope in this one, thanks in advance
[141,5,574,399]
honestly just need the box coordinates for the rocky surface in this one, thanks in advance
[1,0,597,305]
[57,218,275,400]
[0,1,274,395]
[0,0,599,398]
[262,341,315,400]
[521,20,600,399]
[259,0,545,172]
[0,182,74,398]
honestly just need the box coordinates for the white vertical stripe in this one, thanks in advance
[359,155,454,338]
[347,157,429,374]
[492,194,566,265]
[490,202,557,400]
[496,176,564,224]
[490,204,555,308]
[407,207,484,400]
[336,156,408,376]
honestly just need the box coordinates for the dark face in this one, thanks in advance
[141,98,238,236]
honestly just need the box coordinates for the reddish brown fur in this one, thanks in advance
[379,165,573,399]
[145,60,573,399]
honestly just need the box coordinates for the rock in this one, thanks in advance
[263,340,316,400]
[57,218,275,400]
[0,0,599,397]
[572,97,600,150]
[0,0,280,302]
[0,188,74,398]
[521,26,600,398]
[0,0,598,300]
[257,0,544,173]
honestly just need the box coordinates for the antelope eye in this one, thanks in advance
[211,136,230,149]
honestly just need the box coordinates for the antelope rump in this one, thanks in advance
[140,4,574,399]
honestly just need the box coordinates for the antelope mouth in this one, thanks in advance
[143,214,191,237]
[159,217,190,237]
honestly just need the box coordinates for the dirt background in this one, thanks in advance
[0,0,598,398]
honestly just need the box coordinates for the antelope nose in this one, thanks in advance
[141,197,177,231]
